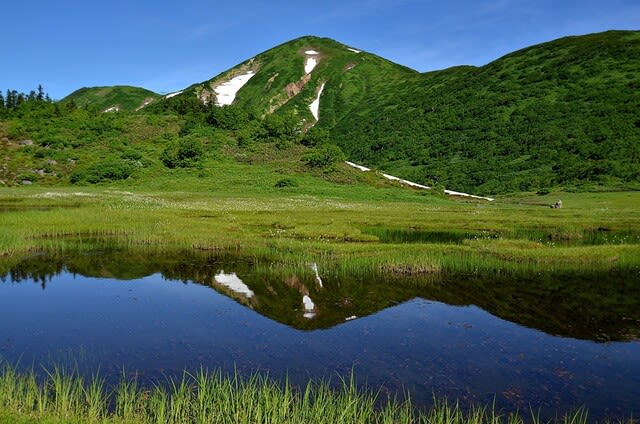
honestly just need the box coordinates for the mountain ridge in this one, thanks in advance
[6,30,640,193]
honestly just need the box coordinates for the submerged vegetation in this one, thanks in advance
[0,364,629,424]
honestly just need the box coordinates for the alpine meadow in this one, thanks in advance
[1,29,639,424]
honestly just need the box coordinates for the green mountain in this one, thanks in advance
[152,36,416,125]
[63,85,160,112]
[1,31,639,193]
[329,30,640,193]
[151,31,640,193]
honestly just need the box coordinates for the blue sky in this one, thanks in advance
[3,0,638,99]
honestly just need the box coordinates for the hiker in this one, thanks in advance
[550,199,563,209]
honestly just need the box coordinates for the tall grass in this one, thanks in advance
[1,188,639,277]
[0,363,626,424]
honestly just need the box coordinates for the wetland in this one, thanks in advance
[0,188,639,422]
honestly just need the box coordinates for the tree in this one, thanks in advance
[37,84,45,101]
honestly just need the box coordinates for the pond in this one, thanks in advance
[1,249,639,420]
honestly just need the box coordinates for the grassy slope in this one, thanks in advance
[62,86,161,112]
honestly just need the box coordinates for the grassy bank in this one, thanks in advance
[1,186,639,276]
[0,364,628,424]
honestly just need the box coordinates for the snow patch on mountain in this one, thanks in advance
[305,57,318,74]
[214,71,256,106]
[304,50,320,74]
[309,82,326,121]
[345,161,494,201]
[345,161,370,172]
[165,90,183,99]
[381,172,431,189]
[135,98,155,111]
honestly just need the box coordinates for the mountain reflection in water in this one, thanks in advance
[3,249,638,340]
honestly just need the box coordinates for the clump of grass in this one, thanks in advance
[380,262,441,275]
[0,363,633,424]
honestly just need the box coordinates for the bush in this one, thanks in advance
[274,178,298,188]
[70,160,133,184]
[207,105,249,130]
[300,127,329,147]
[120,149,142,161]
[160,138,204,168]
[302,144,345,169]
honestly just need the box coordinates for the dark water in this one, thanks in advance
[362,226,640,246]
[1,250,639,420]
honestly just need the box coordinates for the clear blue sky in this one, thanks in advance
[3,0,638,99]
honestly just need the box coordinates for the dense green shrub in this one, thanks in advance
[70,160,133,184]
[274,178,299,188]
[207,105,250,130]
[300,127,329,147]
[160,138,204,168]
[302,144,345,169]
[120,148,142,161]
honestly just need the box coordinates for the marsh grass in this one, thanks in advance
[1,188,639,278]
[0,364,628,424]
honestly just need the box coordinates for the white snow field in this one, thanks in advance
[214,71,256,106]
[214,271,255,298]
[345,161,494,201]
[164,90,183,99]
[304,50,320,74]
[309,82,326,121]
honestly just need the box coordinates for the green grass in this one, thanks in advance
[0,364,629,424]
[1,186,639,277]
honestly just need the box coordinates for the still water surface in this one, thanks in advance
[1,250,639,419]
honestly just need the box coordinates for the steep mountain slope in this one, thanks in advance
[329,30,640,193]
[162,36,417,126]
[63,86,160,112]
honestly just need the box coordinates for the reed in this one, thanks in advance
[1,188,639,278]
[0,363,632,424]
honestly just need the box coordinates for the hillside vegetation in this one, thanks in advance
[329,30,640,194]
[1,31,639,194]
[63,85,161,112]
